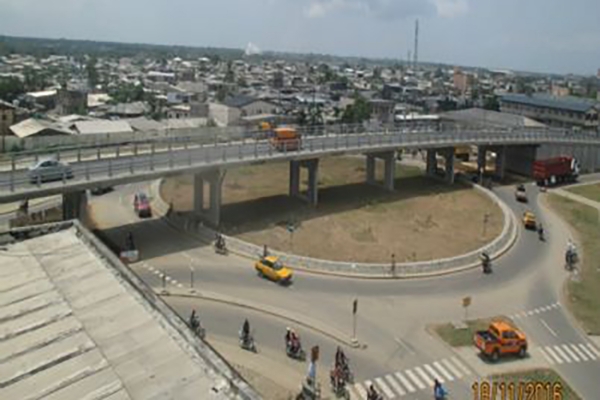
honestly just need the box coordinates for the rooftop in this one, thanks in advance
[0,224,255,399]
[9,118,72,138]
[440,108,546,128]
[501,93,599,113]
[74,120,134,135]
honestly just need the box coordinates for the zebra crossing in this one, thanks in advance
[509,301,561,320]
[537,342,600,365]
[349,357,472,399]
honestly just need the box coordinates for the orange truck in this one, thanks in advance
[270,127,301,151]
[474,321,528,362]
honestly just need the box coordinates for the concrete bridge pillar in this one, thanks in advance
[289,159,319,205]
[494,146,507,181]
[426,149,437,177]
[193,169,225,227]
[365,151,395,191]
[62,191,88,221]
[443,148,455,184]
[477,146,487,175]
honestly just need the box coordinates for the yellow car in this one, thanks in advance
[255,256,293,284]
[522,211,537,230]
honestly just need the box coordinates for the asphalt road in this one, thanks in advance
[87,178,600,399]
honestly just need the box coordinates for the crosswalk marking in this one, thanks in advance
[561,344,580,362]
[569,344,589,361]
[405,369,426,390]
[579,344,597,360]
[385,374,405,396]
[440,359,462,379]
[586,343,600,358]
[375,377,396,398]
[414,366,434,387]
[544,346,564,364]
[354,382,367,399]
[538,347,554,364]
[364,380,373,395]
[450,357,471,375]
[433,361,454,381]
[553,346,572,363]
[394,371,416,393]
[424,364,444,383]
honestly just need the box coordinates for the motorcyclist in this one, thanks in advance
[330,364,345,394]
[189,309,198,329]
[241,319,250,345]
[434,379,447,399]
[366,384,380,400]
[335,346,347,369]
[481,251,491,272]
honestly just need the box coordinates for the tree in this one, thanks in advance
[341,95,372,124]
[0,77,25,101]
[216,86,229,102]
[86,57,99,87]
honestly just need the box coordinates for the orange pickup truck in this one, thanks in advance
[474,321,528,362]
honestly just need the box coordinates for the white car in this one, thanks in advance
[28,159,73,183]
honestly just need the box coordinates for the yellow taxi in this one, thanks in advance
[255,256,293,284]
[522,211,537,230]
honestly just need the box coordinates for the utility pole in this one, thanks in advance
[414,19,419,70]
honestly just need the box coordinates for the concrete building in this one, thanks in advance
[453,67,472,93]
[210,95,278,126]
[551,85,570,97]
[0,100,16,136]
[369,99,395,124]
[500,93,599,130]
[25,89,57,110]
[56,86,88,115]
[0,222,258,400]
[73,120,134,135]
[9,117,72,138]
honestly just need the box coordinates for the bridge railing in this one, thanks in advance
[2,127,600,197]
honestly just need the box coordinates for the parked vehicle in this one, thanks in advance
[133,192,152,218]
[515,184,527,202]
[270,127,301,151]
[255,256,293,284]
[474,321,528,362]
[28,159,73,183]
[533,156,579,186]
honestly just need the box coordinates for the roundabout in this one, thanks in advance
[87,170,600,400]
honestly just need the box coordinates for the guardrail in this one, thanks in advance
[2,127,600,201]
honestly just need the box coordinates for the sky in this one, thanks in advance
[1,0,600,75]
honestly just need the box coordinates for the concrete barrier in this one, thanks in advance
[152,178,518,278]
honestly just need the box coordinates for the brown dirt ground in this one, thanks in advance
[161,156,503,263]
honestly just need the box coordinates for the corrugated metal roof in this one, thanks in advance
[440,108,545,127]
[74,120,133,135]
[501,93,598,113]
[9,118,72,138]
[0,227,234,400]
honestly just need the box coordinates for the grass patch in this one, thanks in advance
[432,316,513,347]
[567,183,600,203]
[547,194,600,334]
[489,369,581,400]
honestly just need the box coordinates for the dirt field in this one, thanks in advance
[161,156,503,263]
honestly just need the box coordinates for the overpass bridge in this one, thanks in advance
[1,126,599,226]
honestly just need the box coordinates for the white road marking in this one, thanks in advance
[544,346,564,364]
[394,371,416,393]
[553,345,572,363]
[585,343,600,358]
[561,344,580,362]
[519,311,528,318]
[527,310,535,316]
[423,364,444,383]
[171,279,178,285]
[165,276,172,282]
[385,374,405,396]
[353,382,367,400]
[364,380,373,396]
[394,337,416,355]
[579,344,597,360]
[450,357,471,376]
[540,319,558,337]
[433,361,454,381]
[404,369,426,390]
[538,347,555,364]
[569,344,589,361]
[178,283,184,288]
[440,358,462,379]
[375,377,395,398]
[533,308,541,314]
[415,366,434,386]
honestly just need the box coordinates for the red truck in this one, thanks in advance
[533,156,580,186]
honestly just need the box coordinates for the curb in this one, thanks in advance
[151,177,518,279]
[158,289,359,348]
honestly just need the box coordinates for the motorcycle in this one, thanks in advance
[481,254,492,274]
[239,330,257,352]
[286,341,306,361]
[338,361,354,384]
[296,381,321,400]
[214,240,228,255]
[565,249,578,271]
[195,323,206,340]
[329,369,350,399]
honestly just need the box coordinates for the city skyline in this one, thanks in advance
[1,0,600,75]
